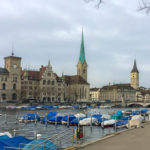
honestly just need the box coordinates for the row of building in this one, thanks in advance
[0,30,149,103]
[0,31,89,103]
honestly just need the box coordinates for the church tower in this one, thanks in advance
[130,60,139,89]
[77,30,87,81]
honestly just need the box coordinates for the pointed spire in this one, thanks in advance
[11,42,14,56]
[131,59,139,73]
[48,60,50,67]
[79,28,86,64]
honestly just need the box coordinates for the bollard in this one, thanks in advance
[13,129,16,136]
[114,117,117,132]
[128,117,130,129]
[102,117,104,129]
[34,114,37,126]
[16,115,18,124]
[67,115,69,127]
[45,113,47,127]
[78,117,80,127]
[90,114,92,129]
[55,115,57,127]
[34,131,37,139]
[5,114,7,124]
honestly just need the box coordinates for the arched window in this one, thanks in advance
[12,93,17,100]
[13,84,16,90]
[2,83,6,90]
[1,93,6,100]
[47,80,50,85]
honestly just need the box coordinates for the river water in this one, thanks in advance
[0,107,140,148]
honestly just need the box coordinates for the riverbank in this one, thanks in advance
[76,122,150,150]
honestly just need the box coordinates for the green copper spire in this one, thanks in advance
[79,29,86,64]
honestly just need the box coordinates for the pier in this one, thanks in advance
[77,122,150,150]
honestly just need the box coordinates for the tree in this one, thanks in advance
[84,0,150,13]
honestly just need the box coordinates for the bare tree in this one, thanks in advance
[84,0,104,8]
[138,0,150,14]
[84,0,150,13]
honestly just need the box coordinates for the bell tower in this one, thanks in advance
[77,29,87,81]
[130,60,139,89]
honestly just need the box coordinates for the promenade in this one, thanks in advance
[78,122,150,150]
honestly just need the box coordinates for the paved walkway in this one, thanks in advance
[78,123,150,150]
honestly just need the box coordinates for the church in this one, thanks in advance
[63,30,90,102]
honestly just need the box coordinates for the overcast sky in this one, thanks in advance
[0,0,150,88]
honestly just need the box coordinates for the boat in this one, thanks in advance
[79,117,97,126]
[19,113,40,123]
[47,115,63,124]
[0,136,32,150]
[101,119,116,128]
[61,115,76,124]
[69,117,86,126]
[116,120,128,128]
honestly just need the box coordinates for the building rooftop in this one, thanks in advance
[101,84,135,90]
[64,75,89,85]
[0,68,9,75]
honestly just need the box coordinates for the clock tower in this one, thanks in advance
[130,60,139,89]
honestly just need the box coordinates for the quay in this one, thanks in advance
[76,122,150,150]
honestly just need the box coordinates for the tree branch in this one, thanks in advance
[84,0,104,8]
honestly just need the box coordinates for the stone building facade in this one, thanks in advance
[21,61,64,103]
[0,55,21,101]
[99,84,136,102]
[90,88,100,101]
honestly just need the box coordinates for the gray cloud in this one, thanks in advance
[0,0,150,88]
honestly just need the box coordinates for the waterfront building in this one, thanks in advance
[130,60,139,89]
[21,61,64,103]
[90,88,100,101]
[0,54,21,101]
[99,84,136,102]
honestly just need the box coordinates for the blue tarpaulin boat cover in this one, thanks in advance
[23,139,57,150]
[0,135,9,140]
[62,115,76,122]
[141,109,148,114]
[41,111,57,123]
[71,117,86,124]
[49,115,63,122]
[0,136,32,150]
[21,113,40,120]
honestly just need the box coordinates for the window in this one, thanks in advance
[1,93,6,100]
[2,83,6,90]
[48,73,51,76]
[43,80,46,85]
[12,93,17,100]
[47,80,50,85]
[13,84,16,90]
[5,77,7,81]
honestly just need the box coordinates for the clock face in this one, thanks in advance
[131,73,136,78]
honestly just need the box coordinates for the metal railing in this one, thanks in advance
[4,128,77,150]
